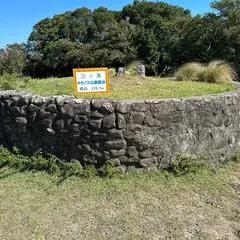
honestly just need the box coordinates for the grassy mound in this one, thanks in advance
[13,76,235,99]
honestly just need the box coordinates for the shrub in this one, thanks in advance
[0,146,122,179]
[98,160,121,178]
[175,60,237,83]
[170,154,207,176]
[0,73,31,90]
[0,73,18,90]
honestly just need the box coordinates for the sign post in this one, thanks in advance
[73,68,109,95]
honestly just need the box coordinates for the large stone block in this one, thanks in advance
[89,119,102,129]
[127,146,138,157]
[108,129,123,139]
[102,113,116,129]
[110,149,126,158]
[117,113,126,129]
[46,104,58,113]
[73,102,90,115]
[140,157,158,168]
[16,117,27,125]
[131,102,147,112]
[55,119,64,130]
[100,102,114,114]
[91,111,104,119]
[91,99,104,110]
[104,140,127,150]
[74,115,88,124]
[124,132,142,143]
[60,105,74,118]
[116,103,130,114]
[130,112,145,124]
[27,104,39,113]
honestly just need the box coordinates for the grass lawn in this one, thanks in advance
[0,163,240,239]
[20,76,235,99]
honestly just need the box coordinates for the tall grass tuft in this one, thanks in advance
[200,60,237,83]
[174,62,204,81]
[126,60,145,76]
[175,60,237,83]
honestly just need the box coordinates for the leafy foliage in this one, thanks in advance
[0,43,25,76]
[0,74,30,90]
[1,1,240,78]
[0,146,120,179]
[170,154,207,176]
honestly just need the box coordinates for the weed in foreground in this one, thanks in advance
[1,146,239,180]
[0,147,121,179]
[169,153,208,176]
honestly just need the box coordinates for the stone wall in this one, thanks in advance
[0,88,240,173]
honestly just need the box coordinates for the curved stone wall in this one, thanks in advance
[0,88,240,172]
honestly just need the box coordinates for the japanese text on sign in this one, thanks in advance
[73,68,109,95]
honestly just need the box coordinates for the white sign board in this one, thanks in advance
[73,68,109,95]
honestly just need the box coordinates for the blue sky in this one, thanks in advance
[0,0,213,48]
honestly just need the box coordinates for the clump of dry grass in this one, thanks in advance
[175,60,238,83]
[125,60,145,76]
[174,62,204,81]
[200,60,237,83]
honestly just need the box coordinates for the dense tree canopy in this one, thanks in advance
[1,0,240,78]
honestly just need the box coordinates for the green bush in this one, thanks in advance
[175,60,237,83]
[0,146,122,179]
[0,74,18,90]
[0,74,31,90]
[170,154,207,176]
[230,152,240,164]
[99,160,121,178]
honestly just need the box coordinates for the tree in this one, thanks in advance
[23,0,240,78]
[94,18,138,68]
[121,0,191,75]
[42,39,78,77]
[0,48,7,75]
[0,43,26,75]
[211,0,240,18]
[211,0,240,73]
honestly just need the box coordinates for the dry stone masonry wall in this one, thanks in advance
[0,88,240,173]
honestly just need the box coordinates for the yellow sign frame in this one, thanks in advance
[73,68,109,95]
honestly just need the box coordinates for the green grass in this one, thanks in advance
[0,162,240,239]
[18,76,235,99]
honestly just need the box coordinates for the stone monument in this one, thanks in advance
[117,67,126,77]
[136,64,145,77]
